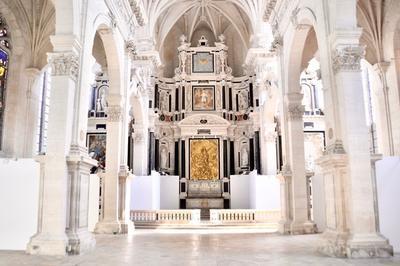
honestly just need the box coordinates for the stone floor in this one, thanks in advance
[0,229,399,266]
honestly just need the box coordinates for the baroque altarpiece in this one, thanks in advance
[152,36,262,210]
[87,36,264,212]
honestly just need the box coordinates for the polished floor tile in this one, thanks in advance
[0,229,399,266]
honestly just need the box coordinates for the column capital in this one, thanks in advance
[107,105,123,122]
[323,139,346,155]
[287,104,304,121]
[48,52,80,81]
[332,45,365,73]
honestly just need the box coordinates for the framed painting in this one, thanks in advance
[189,138,219,180]
[192,86,215,111]
[192,52,214,73]
[87,133,107,169]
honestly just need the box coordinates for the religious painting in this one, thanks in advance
[192,52,214,73]
[87,133,107,170]
[189,138,219,180]
[192,86,215,111]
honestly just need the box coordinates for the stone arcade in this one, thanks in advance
[0,0,399,264]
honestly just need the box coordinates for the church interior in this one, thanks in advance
[0,0,400,265]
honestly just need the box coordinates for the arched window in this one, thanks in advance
[0,15,10,150]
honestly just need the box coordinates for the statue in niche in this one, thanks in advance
[161,92,169,111]
[241,147,249,167]
[97,87,108,112]
[239,91,248,110]
[160,147,168,169]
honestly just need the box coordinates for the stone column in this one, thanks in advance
[277,165,292,234]
[65,51,98,254]
[261,123,277,175]
[65,145,97,254]
[23,68,41,157]
[118,166,134,233]
[132,125,148,175]
[95,104,124,234]
[285,93,316,234]
[317,38,393,257]
[372,62,394,155]
[27,50,79,256]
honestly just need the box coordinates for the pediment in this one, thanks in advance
[178,114,230,127]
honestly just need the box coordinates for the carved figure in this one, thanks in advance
[160,148,168,169]
[241,147,249,166]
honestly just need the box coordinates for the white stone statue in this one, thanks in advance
[97,88,107,112]
[161,92,169,111]
[239,91,248,110]
[241,147,249,166]
[100,91,107,111]
[160,148,168,169]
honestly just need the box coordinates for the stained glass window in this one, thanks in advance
[0,15,9,150]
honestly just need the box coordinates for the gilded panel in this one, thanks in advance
[190,139,219,180]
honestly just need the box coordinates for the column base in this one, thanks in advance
[319,230,393,258]
[120,220,135,235]
[26,233,68,256]
[290,220,317,235]
[278,219,292,234]
[94,220,122,234]
[66,229,96,255]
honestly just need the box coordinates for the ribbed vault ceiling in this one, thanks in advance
[143,0,265,77]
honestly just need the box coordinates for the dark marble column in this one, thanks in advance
[181,140,185,178]
[222,86,226,109]
[175,88,179,111]
[155,138,159,171]
[174,141,179,175]
[228,87,233,111]
[181,86,185,110]
[254,131,261,172]
[148,132,155,174]
[249,83,254,108]
[154,84,159,109]
[223,139,228,178]
[249,138,255,171]
[229,140,235,175]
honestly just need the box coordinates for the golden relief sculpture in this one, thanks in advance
[190,139,219,180]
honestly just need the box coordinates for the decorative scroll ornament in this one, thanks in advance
[107,105,123,122]
[263,0,278,21]
[287,104,305,121]
[125,40,137,58]
[129,0,145,26]
[49,53,79,81]
[332,45,365,73]
[270,35,283,53]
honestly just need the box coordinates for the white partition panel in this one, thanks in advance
[131,171,160,210]
[311,174,326,233]
[0,159,40,250]
[160,175,179,209]
[249,172,280,210]
[88,174,100,232]
[230,174,250,209]
[376,157,400,253]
